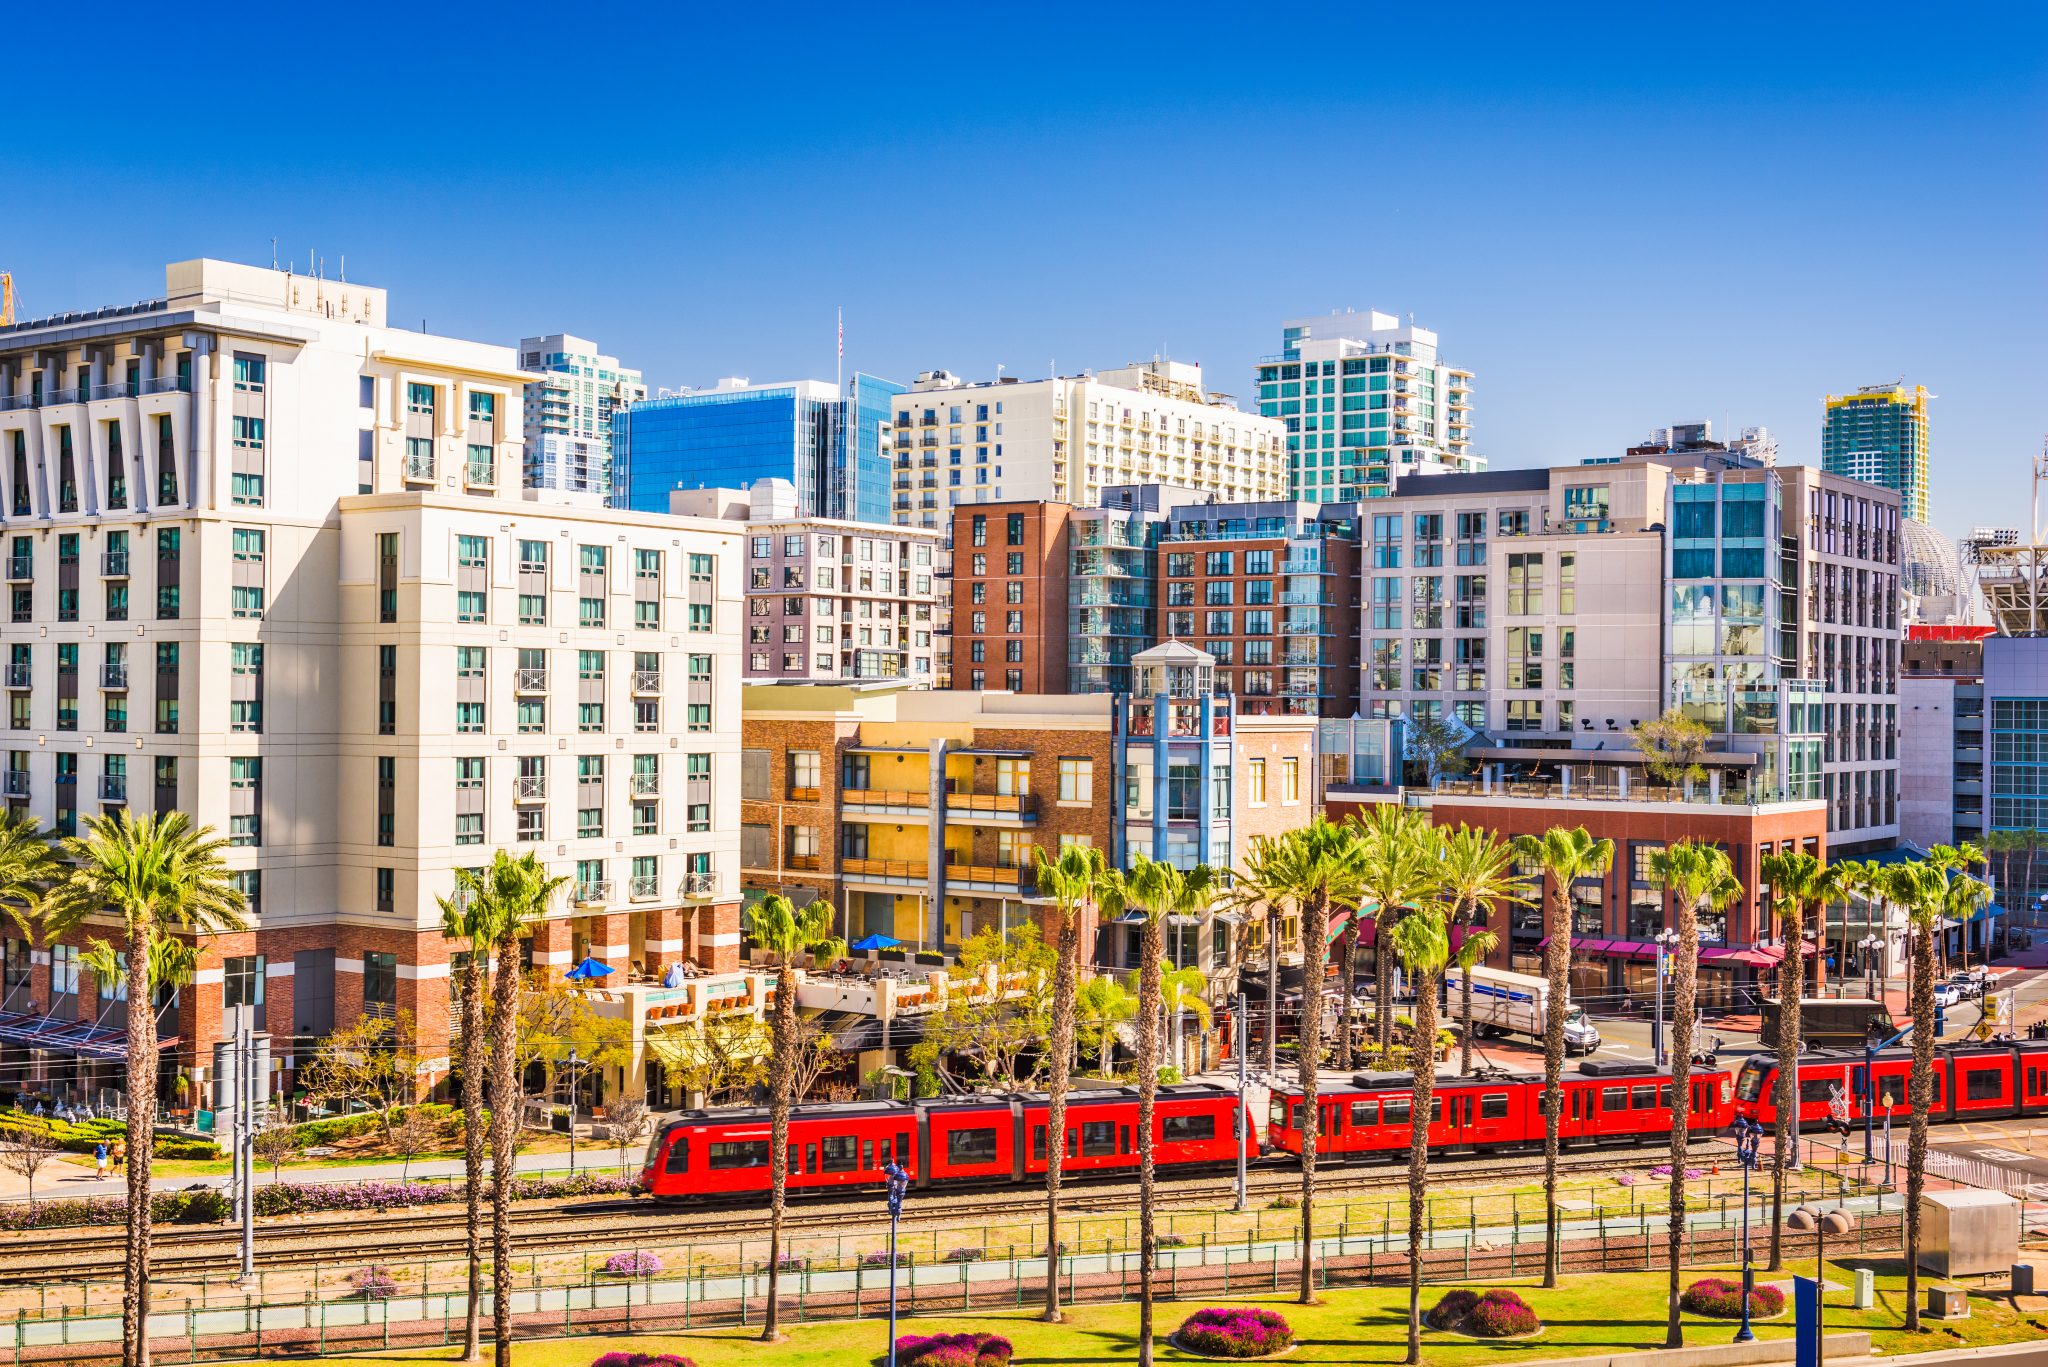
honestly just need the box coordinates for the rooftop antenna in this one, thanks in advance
[339,255,346,284]
[271,238,277,271]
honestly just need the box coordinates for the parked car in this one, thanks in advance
[1931,984,1963,1009]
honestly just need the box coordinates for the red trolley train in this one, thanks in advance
[1731,1041,2048,1130]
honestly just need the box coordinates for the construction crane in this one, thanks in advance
[0,273,12,327]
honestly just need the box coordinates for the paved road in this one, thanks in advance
[0,1143,637,1203]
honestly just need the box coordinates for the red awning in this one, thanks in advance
[1701,947,1777,967]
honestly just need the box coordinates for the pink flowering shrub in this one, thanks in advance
[1464,1288,1541,1337]
[348,1267,399,1301]
[1175,1307,1295,1357]
[603,1251,662,1278]
[1425,1288,1481,1329]
[893,1332,1014,1367]
[1681,1278,1784,1319]
[591,1353,696,1367]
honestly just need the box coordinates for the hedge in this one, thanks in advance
[0,1112,220,1161]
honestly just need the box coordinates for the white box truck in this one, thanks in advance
[1444,965,1602,1056]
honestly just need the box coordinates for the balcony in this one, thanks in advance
[101,664,127,689]
[98,776,126,802]
[840,858,929,885]
[42,387,82,406]
[465,461,496,487]
[843,787,930,815]
[3,665,27,689]
[0,394,33,413]
[786,854,821,872]
[1,773,26,799]
[943,862,1033,893]
[140,375,191,396]
[680,871,718,900]
[101,551,128,577]
[1280,588,1329,605]
[630,772,660,798]
[513,776,547,803]
[632,669,661,695]
[4,557,30,581]
[629,874,661,900]
[403,452,437,482]
[573,880,614,907]
[788,786,821,803]
[515,668,549,694]
[945,790,1038,822]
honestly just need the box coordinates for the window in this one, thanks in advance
[1965,1069,2005,1102]
[818,1135,859,1172]
[1079,1121,1118,1157]
[363,951,397,1006]
[1348,1099,1379,1127]
[946,1127,1000,1166]
[1058,758,1092,802]
[1281,757,1301,802]
[1246,758,1266,804]
[1480,1094,1510,1120]
[1161,1114,1215,1143]
[223,955,265,1009]
[1006,513,1024,545]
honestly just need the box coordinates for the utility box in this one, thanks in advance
[1928,1286,1970,1319]
[2014,1263,2036,1297]
[1920,1189,2020,1277]
[1854,1267,1875,1308]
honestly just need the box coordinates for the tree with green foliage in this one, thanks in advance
[1074,975,1137,1076]
[1390,898,1450,1366]
[1628,707,1713,790]
[1031,841,1105,1322]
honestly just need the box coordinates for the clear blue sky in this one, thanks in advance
[5,1,2042,539]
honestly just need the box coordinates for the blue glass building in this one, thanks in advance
[611,373,903,523]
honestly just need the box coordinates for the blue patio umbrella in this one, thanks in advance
[565,957,614,980]
[850,934,903,952]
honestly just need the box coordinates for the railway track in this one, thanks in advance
[0,1142,1734,1285]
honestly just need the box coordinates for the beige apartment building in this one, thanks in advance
[0,259,744,1106]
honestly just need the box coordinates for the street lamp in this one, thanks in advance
[882,1159,909,1367]
[1653,929,1681,1067]
[1733,1116,1764,1343]
[1785,1204,1857,1367]
[1857,935,1882,1001]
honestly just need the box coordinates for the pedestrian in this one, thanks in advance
[94,1141,108,1180]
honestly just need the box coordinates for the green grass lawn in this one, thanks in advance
[267,1262,2040,1366]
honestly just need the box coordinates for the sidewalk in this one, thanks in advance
[0,1142,636,1203]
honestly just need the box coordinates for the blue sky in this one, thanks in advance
[5,1,2042,539]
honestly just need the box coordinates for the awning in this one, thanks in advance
[847,745,925,755]
[1750,942,1820,964]
[1701,947,1777,967]
[1532,936,1654,961]
[0,1011,180,1061]
[949,747,1031,758]
[817,1011,929,1052]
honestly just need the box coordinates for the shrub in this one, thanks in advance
[591,1354,697,1367]
[894,1332,1013,1367]
[1426,1288,1481,1330]
[1681,1278,1784,1319]
[348,1266,399,1301]
[603,1250,662,1279]
[1265,1195,1298,1210]
[1175,1307,1295,1358]
[1155,1233,1188,1249]
[1465,1289,1541,1338]
[943,1246,984,1263]
[157,1140,223,1161]
[862,1250,910,1268]
[774,1255,808,1273]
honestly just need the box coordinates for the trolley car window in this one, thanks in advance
[899,1133,912,1164]
[1632,1085,1657,1109]
[1162,1114,1216,1143]
[663,1137,688,1173]
[1798,1078,1835,1104]
[1735,1063,1768,1102]
[1658,1086,1673,1108]
[1080,1121,1117,1157]
[819,1135,859,1172]
[1480,1094,1509,1120]
[863,1140,874,1169]
[707,1140,769,1169]
[1966,1069,2005,1102]
[1602,1087,1627,1111]
[1349,1099,1379,1127]
[1384,1097,1410,1125]
[948,1127,999,1166]
[1032,1125,1048,1161]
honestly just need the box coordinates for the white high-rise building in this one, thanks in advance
[888,360,1287,530]
[517,333,646,502]
[1257,310,1479,503]
[0,262,742,1104]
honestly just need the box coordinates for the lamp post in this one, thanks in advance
[1733,1116,1763,1343]
[883,1159,909,1367]
[1785,1204,1857,1367]
[1234,991,1249,1213]
[1857,934,1882,1002]
[1653,929,1680,1067]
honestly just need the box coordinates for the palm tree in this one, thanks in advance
[1756,850,1846,1270]
[743,892,844,1343]
[1880,858,1971,1331]
[43,810,245,1367]
[1075,973,1136,1076]
[1029,842,1105,1322]
[476,851,566,1367]
[1929,843,1987,971]
[1234,834,1294,1077]
[1122,856,1222,1367]
[437,867,503,1362]
[0,813,55,946]
[1262,818,1368,1305]
[1433,826,1524,1076]
[1512,826,1613,1289]
[1646,840,1739,1348]
[1353,806,1440,1066]
[1389,892,1450,1367]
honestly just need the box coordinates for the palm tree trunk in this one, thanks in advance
[1264,904,1279,1077]
[1335,926,1356,1071]
[1042,911,1082,1322]
[489,938,522,1367]
[1405,967,1438,1365]
[1376,930,1394,1051]
[1542,886,1568,1289]
[124,920,156,1367]
[1769,902,1801,1273]
[1459,945,1476,1076]
[459,955,487,1361]
[1665,895,1699,1349]
[1298,887,1329,1306]
[1137,917,1163,1367]
[763,964,796,1341]
[1906,920,1934,1332]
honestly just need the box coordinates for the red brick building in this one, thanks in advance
[950,503,1072,694]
